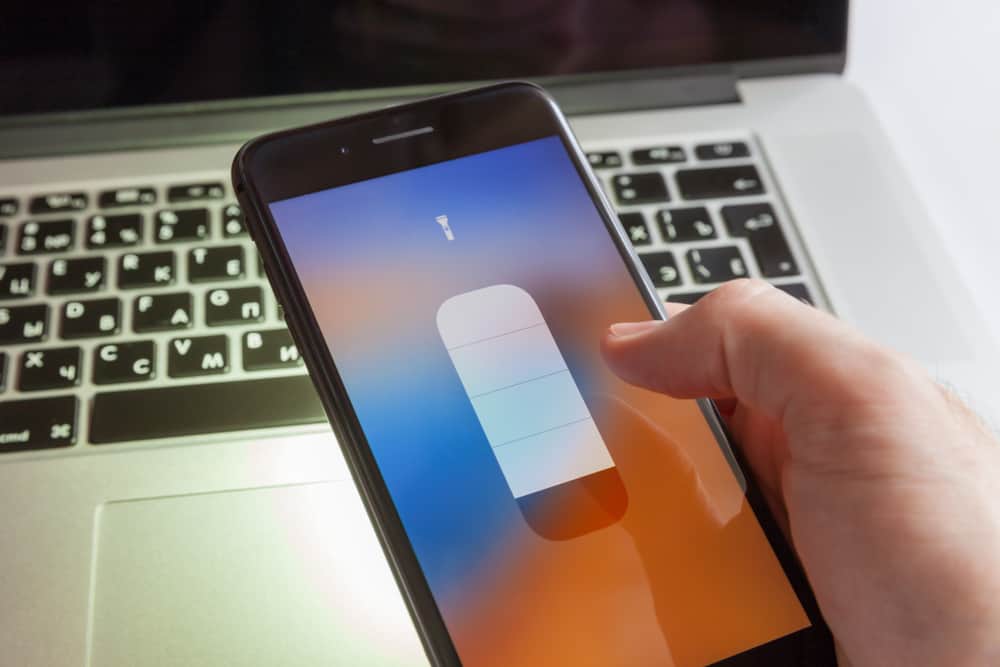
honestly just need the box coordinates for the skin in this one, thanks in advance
[600,279,1000,667]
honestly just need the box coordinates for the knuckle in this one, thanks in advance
[707,278,771,305]
[699,279,776,330]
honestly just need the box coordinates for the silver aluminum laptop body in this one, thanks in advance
[1,5,997,666]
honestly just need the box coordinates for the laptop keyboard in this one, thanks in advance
[0,134,823,455]
[587,138,819,307]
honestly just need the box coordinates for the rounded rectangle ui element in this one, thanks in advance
[437,284,627,539]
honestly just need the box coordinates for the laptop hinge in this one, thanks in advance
[0,73,739,160]
[548,71,740,116]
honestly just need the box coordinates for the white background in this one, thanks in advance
[848,1,1000,342]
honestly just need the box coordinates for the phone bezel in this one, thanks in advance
[232,81,836,666]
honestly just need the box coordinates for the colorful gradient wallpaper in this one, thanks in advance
[270,136,810,666]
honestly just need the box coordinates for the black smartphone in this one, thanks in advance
[232,82,835,667]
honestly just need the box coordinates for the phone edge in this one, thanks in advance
[232,80,836,666]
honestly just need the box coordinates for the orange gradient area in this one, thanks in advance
[299,271,810,666]
[444,393,809,667]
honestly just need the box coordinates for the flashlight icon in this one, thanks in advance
[436,215,455,241]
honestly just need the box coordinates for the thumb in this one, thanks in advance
[600,280,920,442]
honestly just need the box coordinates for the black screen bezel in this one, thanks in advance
[233,81,836,666]
[3,2,849,118]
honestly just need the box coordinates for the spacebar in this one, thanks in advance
[90,376,327,444]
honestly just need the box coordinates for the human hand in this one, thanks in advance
[601,279,1000,667]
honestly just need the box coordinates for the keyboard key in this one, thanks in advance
[676,165,765,199]
[656,207,716,242]
[695,142,750,161]
[0,304,48,343]
[618,212,652,247]
[243,329,303,370]
[60,298,121,338]
[0,223,7,254]
[133,292,193,331]
[775,283,814,305]
[90,376,324,444]
[167,182,226,203]
[94,341,155,384]
[118,251,176,288]
[0,352,7,390]
[29,192,87,215]
[18,346,82,391]
[666,291,709,305]
[17,219,75,254]
[631,146,686,165]
[221,204,246,237]
[0,198,18,217]
[686,247,749,284]
[47,257,106,294]
[586,151,623,169]
[188,246,245,282]
[86,213,143,248]
[154,208,210,243]
[721,204,799,278]
[168,334,229,377]
[612,173,670,206]
[639,251,682,287]
[0,395,77,452]
[98,187,156,208]
[206,286,264,326]
[0,262,37,299]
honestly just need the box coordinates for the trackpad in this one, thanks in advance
[90,482,426,666]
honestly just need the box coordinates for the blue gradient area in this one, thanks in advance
[271,136,634,601]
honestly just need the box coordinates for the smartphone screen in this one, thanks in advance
[251,88,821,666]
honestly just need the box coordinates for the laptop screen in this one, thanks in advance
[2,1,846,116]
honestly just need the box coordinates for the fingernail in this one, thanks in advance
[609,321,660,338]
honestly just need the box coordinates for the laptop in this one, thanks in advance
[2,3,997,665]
